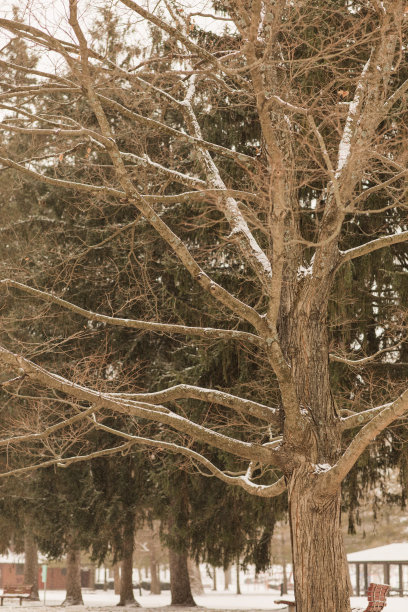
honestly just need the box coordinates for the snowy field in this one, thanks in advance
[0,589,407,611]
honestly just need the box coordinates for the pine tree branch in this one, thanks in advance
[0,280,262,346]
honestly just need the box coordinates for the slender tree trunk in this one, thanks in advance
[280,531,288,595]
[62,538,83,606]
[149,522,161,595]
[113,563,121,595]
[118,519,139,607]
[235,559,241,595]
[169,547,196,606]
[288,467,351,612]
[23,531,39,600]
[281,562,288,596]
[150,559,161,595]
[187,559,203,596]
[224,565,231,591]
[212,567,217,591]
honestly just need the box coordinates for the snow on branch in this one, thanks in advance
[88,418,286,498]
[180,77,273,295]
[106,384,280,424]
[335,56,371,179]
[340,230,408,263]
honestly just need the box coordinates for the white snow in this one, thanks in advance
[0,589,407,612]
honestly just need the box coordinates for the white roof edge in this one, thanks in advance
[347,542,408,563]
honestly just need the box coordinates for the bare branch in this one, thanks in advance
[330,336,407,366]
[90,418,286,498]
[340,230,408,264]
[107,384,280,423]
[0,441,136,479]
[322,388,408,494]
[98,93,254,164]
[0,345,277,465]
[0,405,97,448]
[0,280,262,346]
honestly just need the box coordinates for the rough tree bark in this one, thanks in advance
[23,531,40,600]
[169,547,196,607]
[62,536,83,606]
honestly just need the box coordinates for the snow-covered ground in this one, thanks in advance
[0,589,407,611]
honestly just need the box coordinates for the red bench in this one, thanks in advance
[275,582,391,612]
[0,585,33,606]
[352,582,391,612]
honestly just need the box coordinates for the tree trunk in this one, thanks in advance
[118,520,139,607]
[169,547,196,606]
[235,559,241,595]
[23,531,40,600]
[281,562,288,596]
[224,565,231,591]
[62,538,83,606]
[212,567,217,591]
[150,559,161,595]
[187,559,203,596]
[288,466,351,612]
[113,563,121,595]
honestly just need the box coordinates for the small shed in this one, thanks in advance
[348,542,408,597]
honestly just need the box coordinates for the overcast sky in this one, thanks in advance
[0,0,231,74]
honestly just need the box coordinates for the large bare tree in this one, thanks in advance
[1,1,408,610]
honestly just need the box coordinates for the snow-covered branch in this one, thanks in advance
[340,230,408,263]
[107,384,279,424]
[89,418,286,498]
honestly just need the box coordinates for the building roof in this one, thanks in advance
[347,543,408,563]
